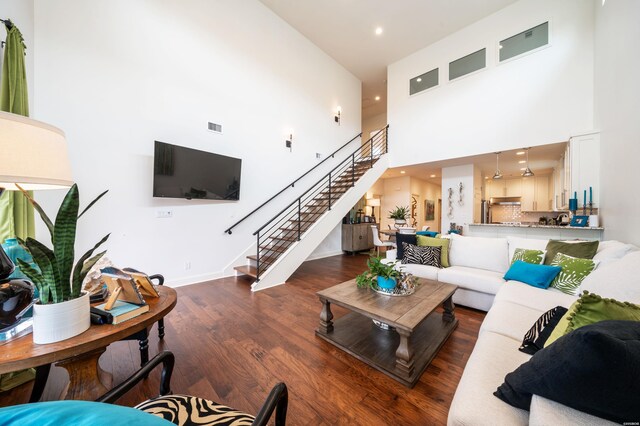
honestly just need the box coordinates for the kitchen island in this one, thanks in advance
[466,223,603,240]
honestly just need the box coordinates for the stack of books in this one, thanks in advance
[92,300,149,325]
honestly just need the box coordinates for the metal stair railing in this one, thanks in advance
[254,126,388,280]
[225,132,362,235]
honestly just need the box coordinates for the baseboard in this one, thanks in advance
[165,270,230,288]
[305,250,344,262]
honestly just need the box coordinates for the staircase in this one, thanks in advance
[230,126,389,291]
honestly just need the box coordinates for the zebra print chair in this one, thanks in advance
[98,351,289,426]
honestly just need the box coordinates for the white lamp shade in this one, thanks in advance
[366,198,380,207]
[0,111,73,190]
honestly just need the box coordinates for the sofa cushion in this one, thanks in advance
[447,331,530,426]
[396,262,439,281]
[507,237,549,264]
[529,396,618,426]
[448,236,509,273]
[395,233,417,260]
[401,243,441,268]
[580,250,640,304]
[494,321,640,424]
[549,253,599,295]
[593,240,637,266]
[494,281,576,312]
[438,266,505,295]
[417,235,450,267]
[543,240,599,265]
[480,300,551,341]
[503,261,561,289]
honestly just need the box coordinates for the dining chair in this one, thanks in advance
[371,225,396,257]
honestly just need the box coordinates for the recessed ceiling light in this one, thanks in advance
[499,44,503,49]
[417,78,422,82]
[400,170,406,174]
[375,27,383,36]
[430,174,436,178]
[375,96,381,101]
[518,160,526,164]
[516,151,525,155]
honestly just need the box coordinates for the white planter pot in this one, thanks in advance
[32,292,90,344]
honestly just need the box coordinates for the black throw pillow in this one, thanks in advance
[519,306,568,355]
[395,233,417,260]
[495,320,640,424]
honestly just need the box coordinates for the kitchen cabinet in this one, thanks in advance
[521,175,552,212]
[505,178,522,197]
[570,133,600,208]
[342,223,374,254]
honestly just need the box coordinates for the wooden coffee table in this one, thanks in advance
[315,278,457,387]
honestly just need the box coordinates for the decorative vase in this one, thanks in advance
[376,276,397,290]
[393,219,406,229]
[32,292,90,344]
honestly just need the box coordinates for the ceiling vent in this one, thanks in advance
[208,122,223,134]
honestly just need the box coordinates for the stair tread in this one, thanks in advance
[234,265,258,278]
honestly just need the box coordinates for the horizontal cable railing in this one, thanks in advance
[224,132,362,235]
[254,126,388,280]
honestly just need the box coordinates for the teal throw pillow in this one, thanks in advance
[0,400,173,426]
[504,260,562,289]
[511,248,546,265]
[416,231,439,238]
[550,253,599,295]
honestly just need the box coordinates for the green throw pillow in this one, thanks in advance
[416,235,450,267]
[543,240,599,265]
[546,292,640,347]
[511,248,546,265]
[550,252,599,295]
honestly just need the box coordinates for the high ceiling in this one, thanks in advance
[259,0,517,119]
[381,142,568,183]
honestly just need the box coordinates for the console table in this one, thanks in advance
[0,286,177,401]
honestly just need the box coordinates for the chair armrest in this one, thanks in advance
[148,274,164,286]
[252,382,288,426]
[96,350,174,404]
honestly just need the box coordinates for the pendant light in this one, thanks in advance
[492,152,503,180]
[522,147,534,177]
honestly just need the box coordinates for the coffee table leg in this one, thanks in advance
[56,347,113,400]
[395,329,415,378]
[443,295,456,323]
[318,298,334,334]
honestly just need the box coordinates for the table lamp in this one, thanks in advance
[366,198,381,223]
[0,111,73,339]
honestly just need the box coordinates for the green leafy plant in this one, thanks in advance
[356,256,402,289]
[388,206,409,220]
[16,184,109,304]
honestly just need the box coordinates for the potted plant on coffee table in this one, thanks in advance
[388,206,409,228]
[356,256,402,291]
[16,184,109,344]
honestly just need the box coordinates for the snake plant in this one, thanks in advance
[15,184,110,304]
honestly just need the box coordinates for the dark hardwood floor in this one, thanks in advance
[0,253,485,425]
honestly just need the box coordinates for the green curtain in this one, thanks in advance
[0,22,34,243]
[0,20,35,392]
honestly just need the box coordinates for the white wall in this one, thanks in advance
[381,176,410,231]
[441,164,475,232]
[30,0,361,285]
[594,0,640,246]
[362,112,387,143]
[387,0,594,168]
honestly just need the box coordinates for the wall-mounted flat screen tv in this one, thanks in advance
[153,141,241,200]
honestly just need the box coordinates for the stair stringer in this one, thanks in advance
[251,155,389,292]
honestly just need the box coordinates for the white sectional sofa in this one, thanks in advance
[388,235,638,425]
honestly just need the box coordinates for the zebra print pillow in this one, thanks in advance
[135,394,255,426]
[402,243,442,268]
[519,306,568,355]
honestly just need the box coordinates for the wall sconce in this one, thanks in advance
[285,129,293,152]
[334,106,341,125]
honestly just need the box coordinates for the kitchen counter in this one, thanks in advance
[466,223,604,240]
[470,223,604,230]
